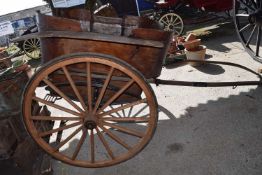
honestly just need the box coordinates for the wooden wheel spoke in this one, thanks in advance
[43,78,84,113]
[24,43,32,47]
[121,104,126,117]
[23,55,158,167]
[39,121,82,137]
[102,117,149,123]
[109,106,123,118]
[172,17,178,24]
[256,26,261,56]
[239,0,256,11]
[103,122,144,138]
[96,127,115,160]
[161,19,169,25]
[131,104,148,117]
[36,39,40,46]
[55,126,83,151]
[33,38,37,46]
[62,66,87,110]
[239,23,251,32]
[31,116,81,121]
[165,15,170,23]
[173,21,182,26]
[111,108,122,118]
[25,48,34,52]
[72,128,87,160]
[99,99,147,117]
[26,40,34,47]
[246,25,257,47]
[98,79,135,113]
[93,67,114,114]
[24,45,33,49]
[87,63,92,112]
[32,96,82,117]
[99,126,131,150]
[170,15,174,23]
[127,106,133,117]
[90,129,95,163]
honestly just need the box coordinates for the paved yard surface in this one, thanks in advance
[50,21,262,175]
[2,19,261,175]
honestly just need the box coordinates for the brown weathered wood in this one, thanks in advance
[62,66,87,110]
[99,126,131,150]
[32,96,83,117]
[22,55,159,168]
[98,98,146,117]
[31,13,172,78]
[13,31,165,48]
[102,122,144,138]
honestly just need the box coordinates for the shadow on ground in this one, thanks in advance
[52,86,262,175]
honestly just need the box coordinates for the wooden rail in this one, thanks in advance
[12,31,165,48]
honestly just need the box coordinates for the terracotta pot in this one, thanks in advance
[183,39,201,51]
[12,60,29,72]
[185,33,197,42]
[15,63,29,72]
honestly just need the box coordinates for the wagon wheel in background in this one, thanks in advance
[234,0,262,63]
[23,38,41,59]
[22,53,158,168]
[159,13,184,36]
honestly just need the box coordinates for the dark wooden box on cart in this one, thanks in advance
[39,9,172,79]
[36,9,173,103]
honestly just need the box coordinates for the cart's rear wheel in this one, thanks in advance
[22,53,158,168]
[234,0,262,63]
[23,38,41,59]
[159,13,184,36]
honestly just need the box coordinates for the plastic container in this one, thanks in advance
[185,45,206,66]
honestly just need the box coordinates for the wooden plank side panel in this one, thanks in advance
[41,38,163,78]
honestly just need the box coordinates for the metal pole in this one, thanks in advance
[135,0,141,16]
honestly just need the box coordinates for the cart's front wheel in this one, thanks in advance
[159,13,184,36]
[22,53,158,168]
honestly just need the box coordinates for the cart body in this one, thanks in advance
[39,9,172,79]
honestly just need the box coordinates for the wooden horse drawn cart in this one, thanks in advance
[14,0,262,169]
[19,8,172,168]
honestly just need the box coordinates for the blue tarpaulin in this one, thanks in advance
[137,0,154,11]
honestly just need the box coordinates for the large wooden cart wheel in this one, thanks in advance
[22,53,158,168]
[159,13,184,36]
[23,38,41,59]
[234,0,262,63]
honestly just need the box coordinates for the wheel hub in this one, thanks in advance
[167,24,174,30]
[249,10,262,26]
[84,120,97,130]
[84,113,98,130]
